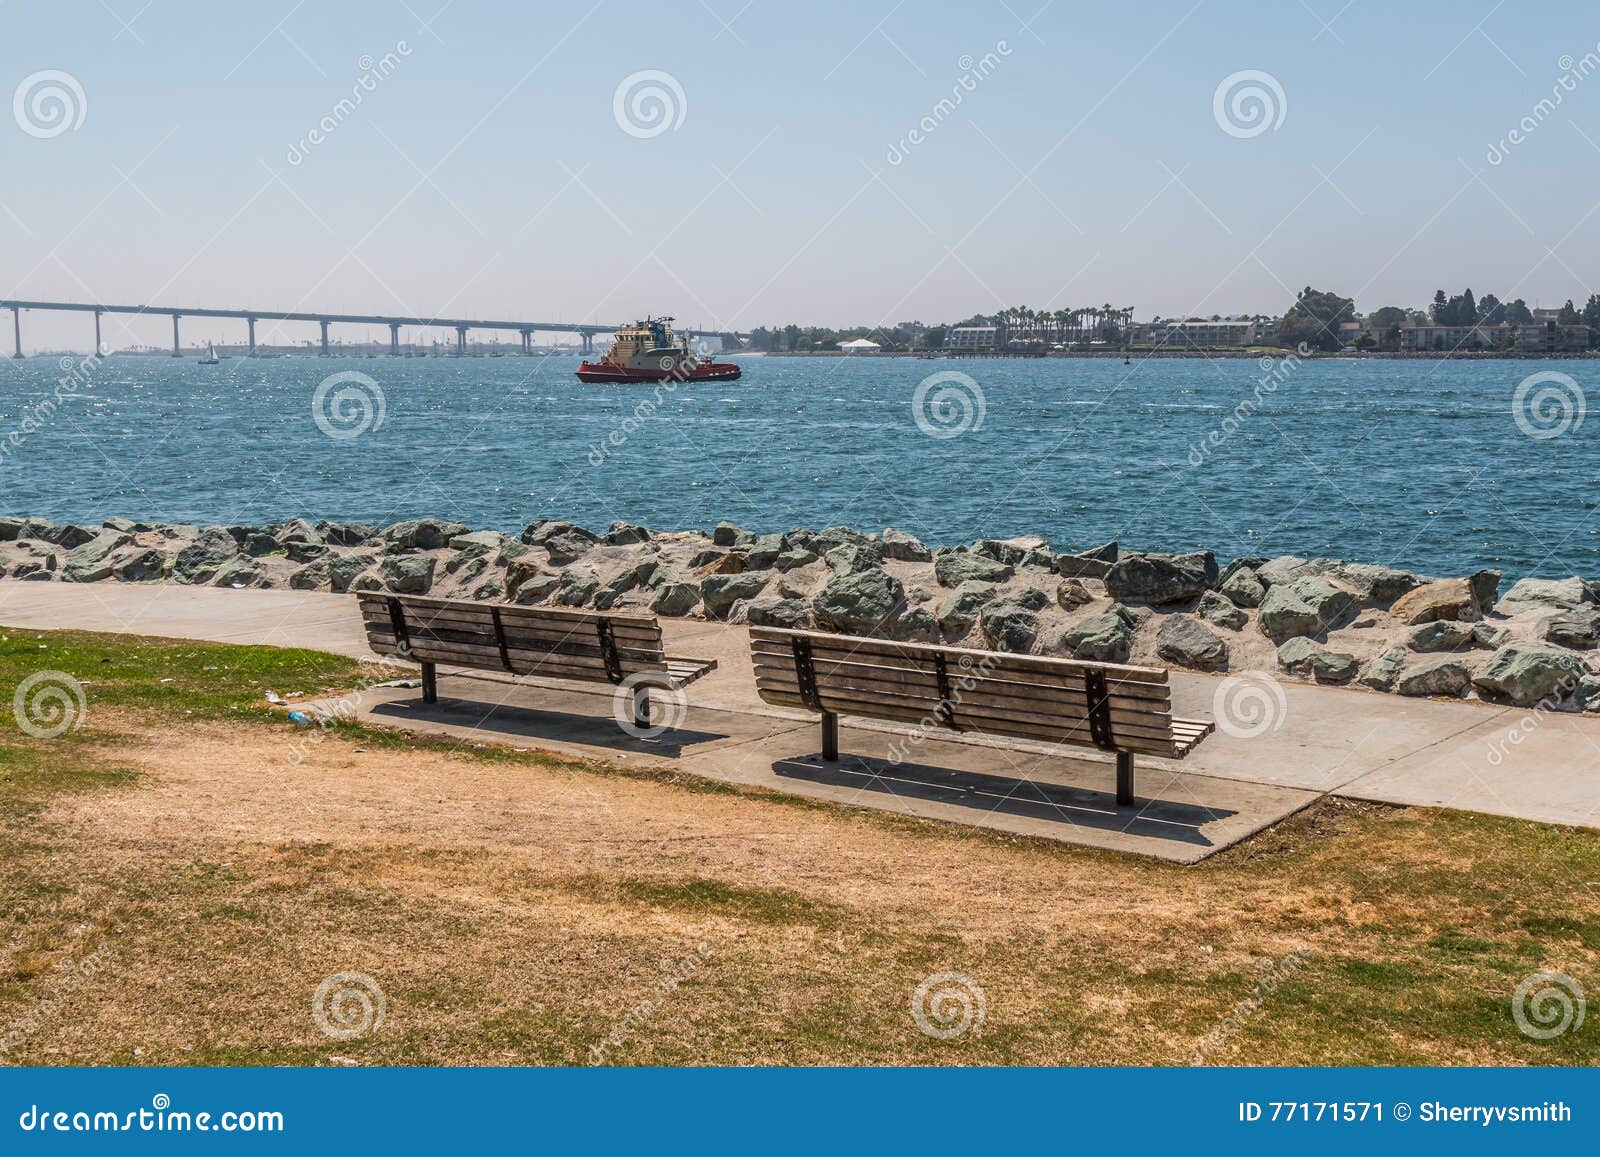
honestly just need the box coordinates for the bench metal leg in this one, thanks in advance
[632,684,651,730]
[821,711,839,762]
[1116,750,1134,807]
[420,661,437,704]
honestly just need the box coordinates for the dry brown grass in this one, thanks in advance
[3,703,1597,1067]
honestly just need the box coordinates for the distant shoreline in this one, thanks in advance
[762,349,1600,361]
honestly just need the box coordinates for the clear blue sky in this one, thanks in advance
[4,0,1600,350]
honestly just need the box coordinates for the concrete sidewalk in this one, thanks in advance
[2,580,1596,861]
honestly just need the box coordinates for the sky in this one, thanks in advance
[4,0,1600,350]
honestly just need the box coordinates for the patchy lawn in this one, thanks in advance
[0,629,1595,1066]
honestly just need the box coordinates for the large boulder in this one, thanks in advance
[211,556,261,588]
[936,581,997,634]
[1406,621,1473,653]
[1276,637,1320,675]
[386,518,471,551]
[274,518,323,545]
[1311,651,1360,685]
[554,568,601,607]
[1496,577,1592,616]
[812,568,905,634]
[933,552,1012,587]
[1196,589,1246,629]
[1468,569,1502,614]
[172,526,240,584]
[745,533,786,570]
[881,528,932,562]
[61,529,132,582]
[1258,576,1356,642]
[826,541,886,577]
[1104,551,1216,605]
[380,554,436,594]
[1358,647,1407,692]
[28,522,96,549]
[1255,556,1317,587]
[319,521,380,547]
[449,530,506,552]
[521,520,599,565]
[650,581,701,617]
[329,552,376,593]
[603,522,653,546]
[1218,566,1266,608]
[978,600,1040,653]
[1388,578,1478,625]
[773,547,819,572]
[700,573,769,619]
[1543,608,1600,650]
[1396,658,1471,698]
[746,598,812,629]
[712,521,755,548]
[1472,642,1588,706]
[1329,562,1421,606]
[1059,611,1132,664]
[284,540,328,564]
[110,548,165,582]
[1056,578,1095,612]
[1156,616,1228,671]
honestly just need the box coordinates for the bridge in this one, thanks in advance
[0,299,746,358]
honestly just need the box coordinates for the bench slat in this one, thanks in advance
[358,602,664,647]
[365,630,666,678]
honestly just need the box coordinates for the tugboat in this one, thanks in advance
[576,317,740,383]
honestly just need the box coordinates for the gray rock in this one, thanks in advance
[700,573,769,619]
[555,568,601,607]
[380,554,436,594]
[0,517,25,541]
[1472,642,1589,707]
[933,552,1013,587]
[329,553,376,593]
[650,581,702,617]
[688,548,731,570]
[1077,540,1118,564]
[745,533,786,570]
[881,528,932,562]
[274,518,323,545]
[13,562,54,580]
[1311,651,1360,685]
[603,523,653,546]
[1543,608,1600,650]
[1468,569,1502,614]
[30,523,96,549]
[510,575,561,605]
[1396,658,1471,698]
[1497,577,1592,615]
[1276,637,1320,675]
[773,547,819,572]
[746,597,812,629]
[712,521,755,548]
[319,522,380,547]
[211,555,261,588]
[1009,586,1050,613]
[1056,578,1095,612]
[1358,647,1407,692]
[1156,615,1228,671]
[971,538,1037,566]
[284,540,328,564]
[388,518,472,551]
[1104,551,1216,605]
[110,548,165,582]
[1053,553,1111,579]
[1219,566,1266,608]
[289,559,331,591]
[449,530,506,552]
[350,573,385,593]
[61,529,132,582]
[241,531,280,557]
[1019,548,1056,572]
[826,541,887,577]
[1258,576,1356,642]
[1329,562,1421,606]
[1196,589,1247,629]
[936,581,997,634]
[1406,621,1473,653]
[890,606,938,642]
[1256,555,1317,587]
[812,568,905,634]
[1472,621,1510,649]
[978,600,1040,652]
[172,526,240,584]
[1060,611,1132,664]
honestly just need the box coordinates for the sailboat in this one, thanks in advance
[199,342,220,365]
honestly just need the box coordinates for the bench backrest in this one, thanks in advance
[358,593,667,684]
[749,626,1187,758]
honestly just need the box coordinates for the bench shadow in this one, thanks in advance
[773,754,1231,846]
[369,695,727,757]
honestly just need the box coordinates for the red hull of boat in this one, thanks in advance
[575,360,741,383]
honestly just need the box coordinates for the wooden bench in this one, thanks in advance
[357,593,717,728]
[749,626,1213,806]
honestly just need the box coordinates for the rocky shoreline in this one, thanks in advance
[4,515,1598,712]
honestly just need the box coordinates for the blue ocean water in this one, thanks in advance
[1,351,1595,580]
